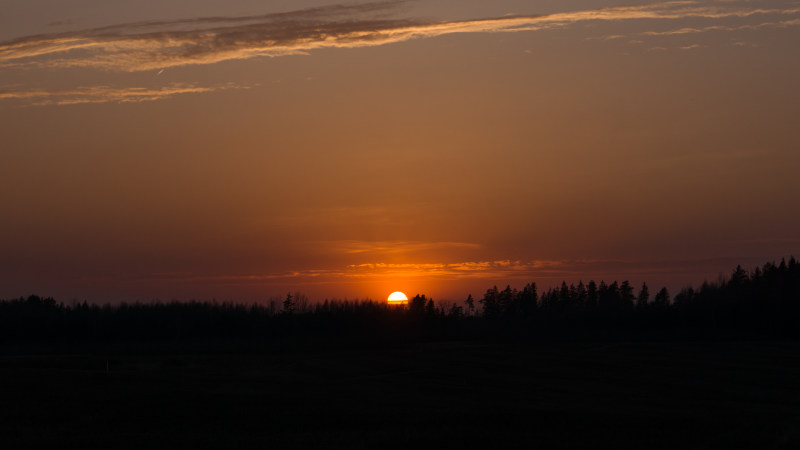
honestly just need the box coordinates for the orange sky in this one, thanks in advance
[1,0,799,303]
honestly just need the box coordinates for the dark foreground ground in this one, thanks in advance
[2,340,799,449]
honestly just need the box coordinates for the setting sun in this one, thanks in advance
[387,291,408,303]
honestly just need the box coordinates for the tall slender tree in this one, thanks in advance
[464,294,475,316]
[637,282,650,309]
[282,292,295,315]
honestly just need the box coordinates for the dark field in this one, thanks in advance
[2,341,800,449]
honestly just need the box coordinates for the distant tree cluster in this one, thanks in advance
[470,258,800,338]
[1,258,798,345]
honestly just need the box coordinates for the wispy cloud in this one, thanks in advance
[2,1,797,106]
[642,17,800,35]
[158,259,575,284]
[154,260,555,284]
[322,240,481,255]
[0,82,250,105]
[1,1,798,73]
[342,260,545,278]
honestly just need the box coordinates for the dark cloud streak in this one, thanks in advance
[3,0,797,73]
[1,0,798,106]
[0,1,413,68]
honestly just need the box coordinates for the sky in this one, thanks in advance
[1,0,799,303]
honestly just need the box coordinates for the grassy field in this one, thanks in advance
[2,340,799,449]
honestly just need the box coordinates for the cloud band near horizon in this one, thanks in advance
[137,256,762,287]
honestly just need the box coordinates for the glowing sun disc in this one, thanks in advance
[388,291,408,302]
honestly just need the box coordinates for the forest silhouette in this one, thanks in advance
[3,258,800,449]
[3,257,798,346]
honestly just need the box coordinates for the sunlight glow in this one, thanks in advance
[388,291,408,303]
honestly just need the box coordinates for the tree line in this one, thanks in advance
[1,258,798,345]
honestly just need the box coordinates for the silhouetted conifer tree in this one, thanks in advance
[576,281,587,307]
[464,294,475,316]
[729,265,749,287]
[673,287,695,308]
[425,299,437,316]
[637,282,650,309]
[283,293,295,315]
[586,280,599,309]
[410,294,427,316]
[480,286,500,318]
[559,282,570,306]
[448,303,464,318]
[620,281,635,309]
[654,287,670,308]
[520,283,537,317]
[499,285,516,316]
